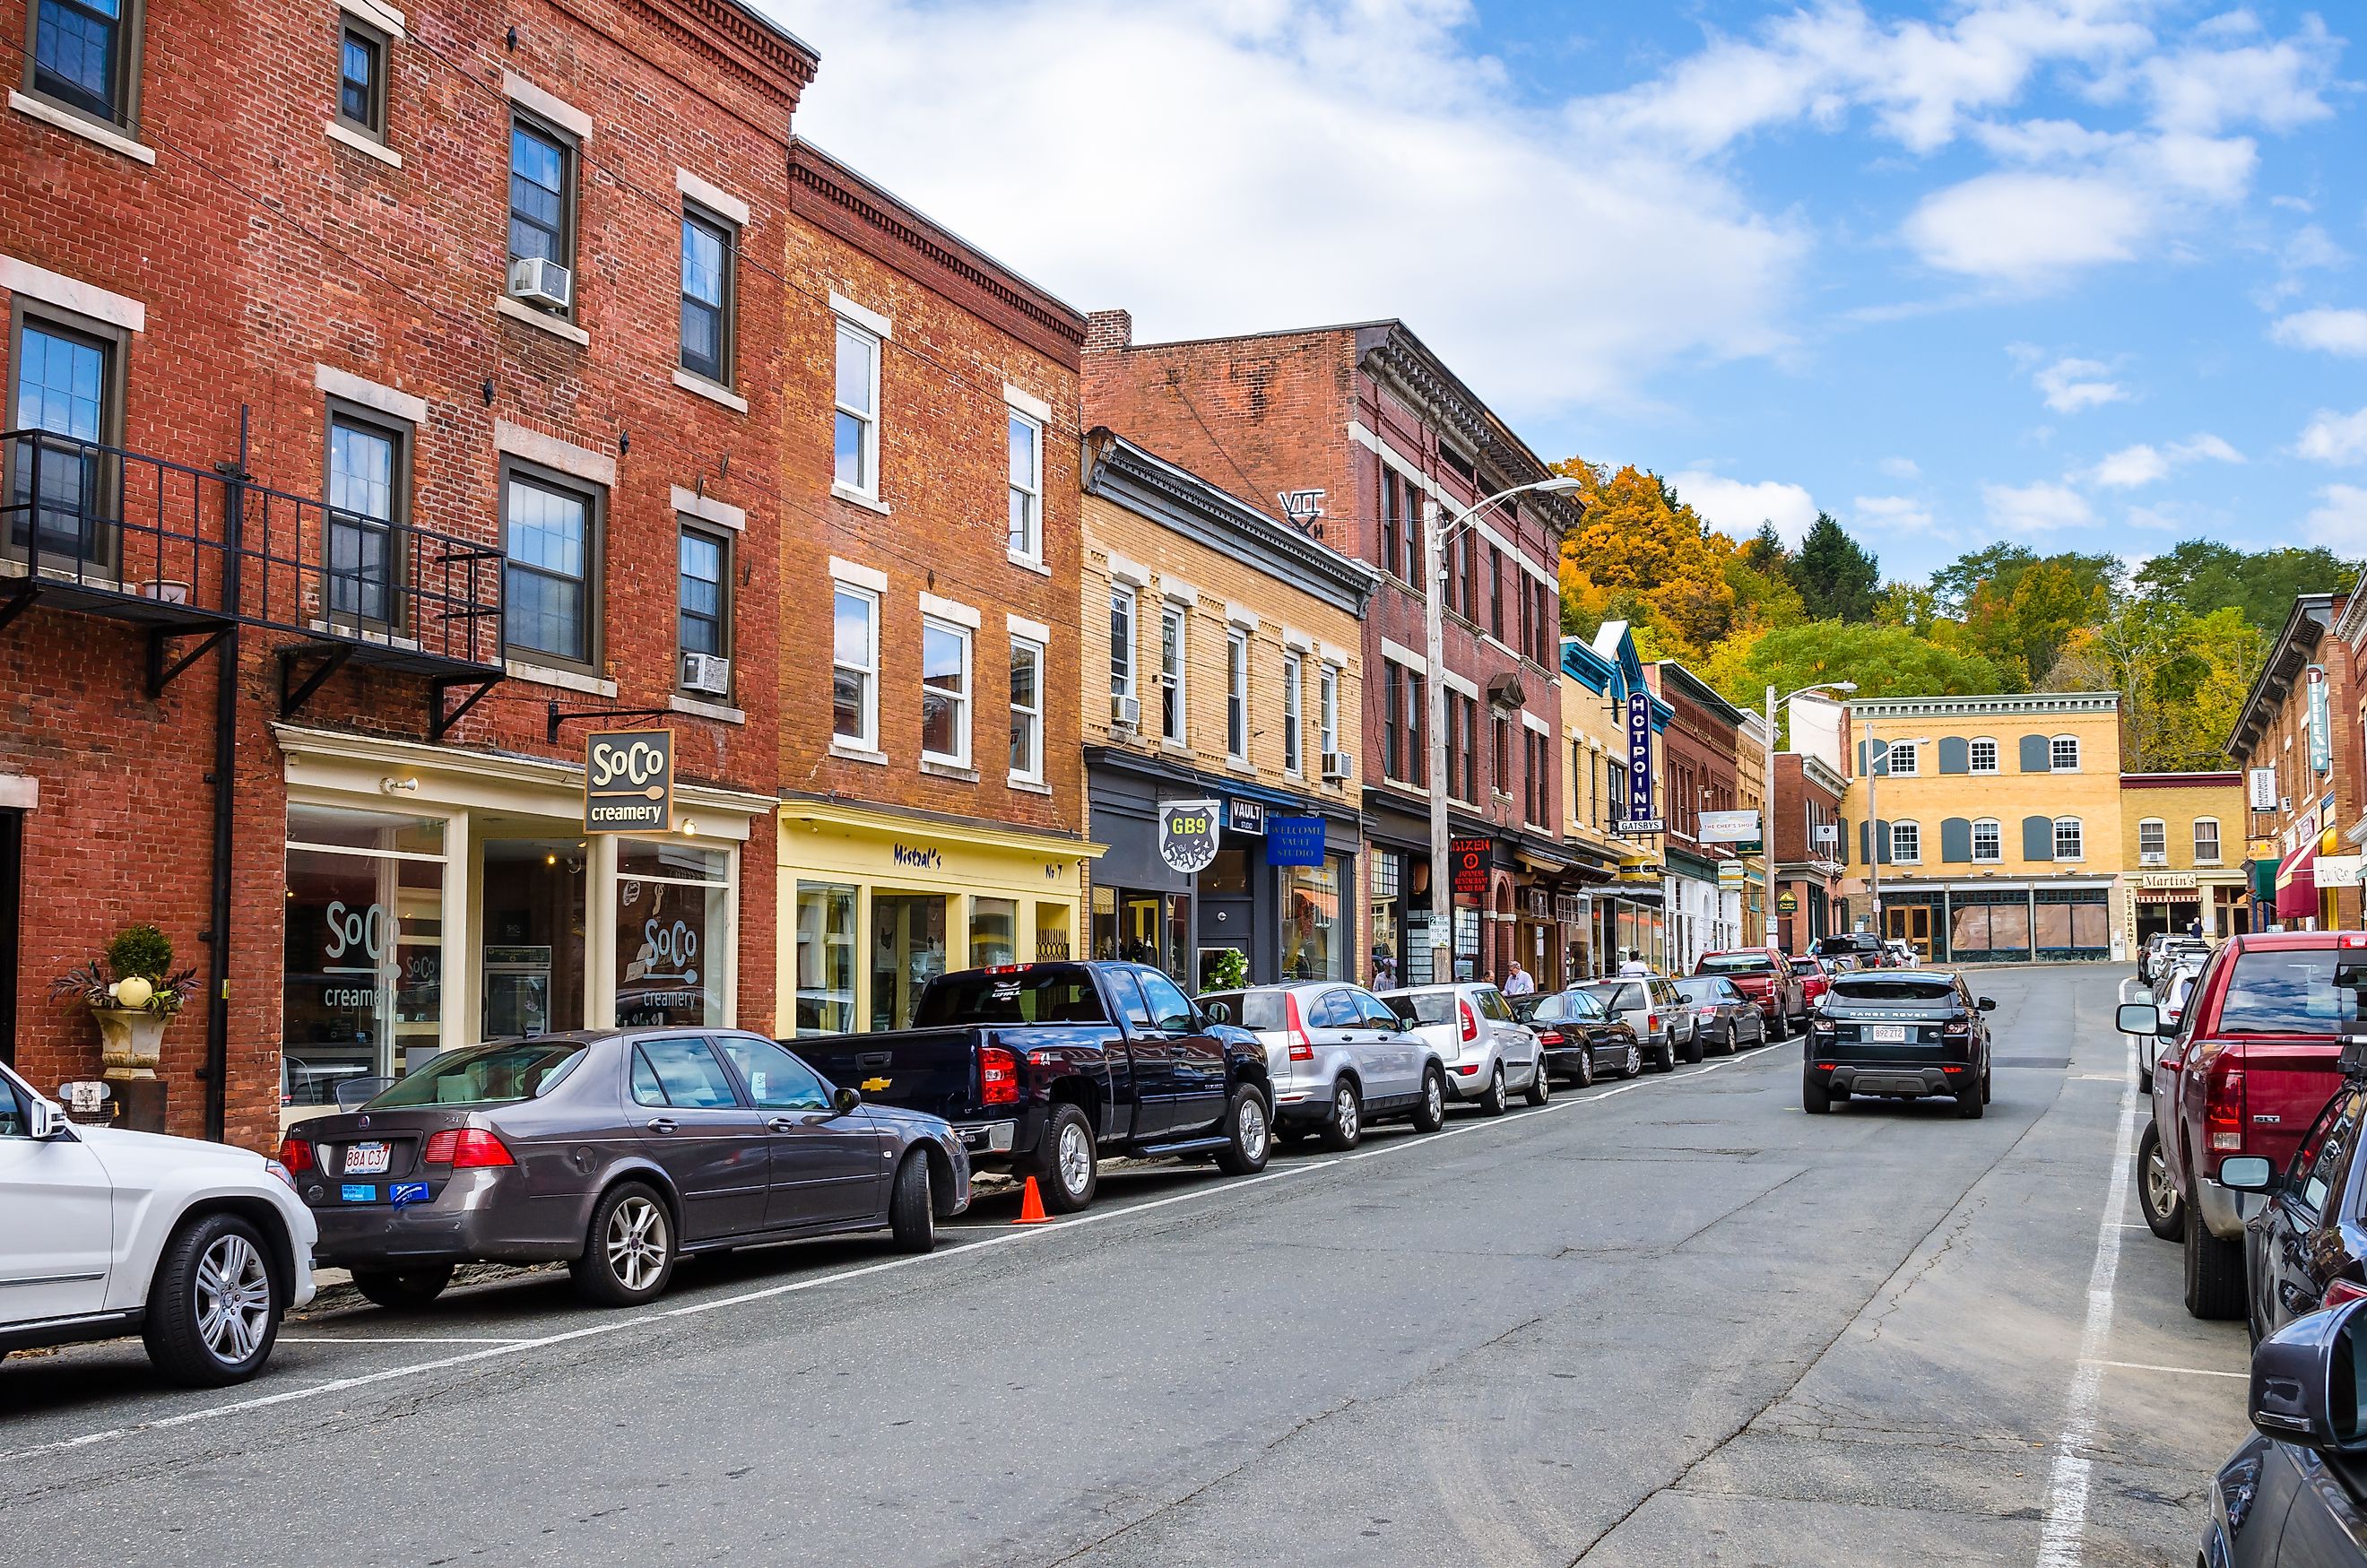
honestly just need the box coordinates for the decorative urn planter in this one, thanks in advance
[93,1007,169,1080]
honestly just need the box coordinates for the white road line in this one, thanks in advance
[2087,1359,2247,1381]
[0,1046,1771,1463]
[279,1336,530,1346]
[2034,1035,2140,1568]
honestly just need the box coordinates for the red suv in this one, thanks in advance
[1695,947,1808,1041]
[2127,931,2365,1321]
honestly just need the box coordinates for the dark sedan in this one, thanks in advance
[2221,1064,2367,1346]
[1673,975,1766,1054]
[280,1029,969,1309]
[1802,969,1996,1117]
[2205,1295,2367,1565]
[1513,988,1643,1084]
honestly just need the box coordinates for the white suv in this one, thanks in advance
[1379,983,1546,1115]
[0,1061,316,1385]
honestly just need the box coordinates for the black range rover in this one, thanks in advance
[1804,969,1997,1118]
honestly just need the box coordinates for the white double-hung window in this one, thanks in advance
[921,616,972,767]
[1281,651,1304,775]
[833,312,882,500]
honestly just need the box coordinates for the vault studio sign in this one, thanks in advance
[585,730,673,834]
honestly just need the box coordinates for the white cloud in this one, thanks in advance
[2299,408,2367,467]
[1668,471,1819,544]
[1904,173,2152,282]
[1852,494,1936,533]
[2087,433,2242,487]
[2272,309,2367,357]
[2303,485,2367,553]
[1984,480,2094,534]
[1877,456,1921,480]
[2032,356,2128,413]
[2141,15,2339,136]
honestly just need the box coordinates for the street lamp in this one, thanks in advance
[1423,474,1585,987]
[1763,680,1856,951]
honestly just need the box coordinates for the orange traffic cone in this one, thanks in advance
[1015,1175,1051,1225]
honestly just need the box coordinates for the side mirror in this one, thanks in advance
[1202,1000,1231,1026]
[831,1084,863,1116]
[2220,1156,2276,1192]
[1978,998,1998,1012]
[2115,1002,2160,1037]
[25,1096,69,1139]
[2251,1296,2367,1452]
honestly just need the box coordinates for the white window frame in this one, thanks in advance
[2052,815,2084,862]
[829,583,880,753]
[1971,817,2001,863]
[1158,602,1186,744]
[1006,406,1043,565]
[1281,650,1304,775]
[2138,817,2166,864]
[832,318,881,502]
[2195,817,2222,864]
[2050,734,2080,773]
[920,614,973,767]
[1890,819,1921,864]
[1226,627,1250,765]
[1968,736,1999,775]
[1885,741,1918,776]
[1318,662,1340,766]
[1109,584,1138,710]
[1008,633,1044,784]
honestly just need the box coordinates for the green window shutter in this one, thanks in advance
[2018,734,2050,773]
[1937,737,1969,775]
[1940,818,1972,862]
[2022,815,2053,860]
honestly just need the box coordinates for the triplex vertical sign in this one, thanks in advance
[585,730,674,833]
[1617,690,1663,834]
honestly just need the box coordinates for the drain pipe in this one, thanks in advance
[202,409,247,1142]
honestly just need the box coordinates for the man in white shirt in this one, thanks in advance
[1504,960,1535,996]
[1617,949,1652,977]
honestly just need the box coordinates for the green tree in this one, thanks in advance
[2135,540,2358,632]
[1701,619,2012,710]
[1790,514,1881,623]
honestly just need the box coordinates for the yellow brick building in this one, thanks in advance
[1840,693,2126,962]
[2119,772,2250,940]
[1079,430,1378,989]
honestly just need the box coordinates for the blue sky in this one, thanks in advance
[772,2,2366,587]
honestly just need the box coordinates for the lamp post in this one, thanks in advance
[1423,474,1584,988]
[1764,680,1856,951]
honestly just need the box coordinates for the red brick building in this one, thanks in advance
[773,142,1092,1037]
[1645,662,1748,970]
[2233,590,2360,929]
[1084,316,1574,986]
[0,0,809,1146]
[1770,753,1848,953]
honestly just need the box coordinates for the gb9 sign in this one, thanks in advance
[585,729,674,834]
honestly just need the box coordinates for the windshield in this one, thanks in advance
[1583,982,1644,1013]
[367,1042,586,1108]
[2218,949,2360,1035]
[914,967,1112,1027]
[1201,991,1284,1031]
[1389,993,1454,1027]
[1815,936,1877,955]
[1698,954,1773,975]
[1829,978,1955,1004]
[1674,977,1727,1003]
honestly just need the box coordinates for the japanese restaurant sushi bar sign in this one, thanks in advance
[585,730,673,833]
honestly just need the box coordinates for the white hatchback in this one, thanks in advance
[0,1061,317,1385]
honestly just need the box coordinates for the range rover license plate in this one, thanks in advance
[1866,1025,1909,1043]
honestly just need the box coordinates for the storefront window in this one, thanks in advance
[482,839,587,1038]
[1280,854,1348,981]
[616,841,729,1028]
[972,897,1018,967]
[283,807,446,1108]
[1370,852,1402,990]
[871,893,947,1030]
[1091,885,1192,985]
[795,882,857,1033]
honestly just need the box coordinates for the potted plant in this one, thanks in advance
[52,923,199,1080]
[1203,948,1249,992]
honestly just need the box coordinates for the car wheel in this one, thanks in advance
[1215,1086,1272,1176]
[2138,1068,2154,1096]
[1955,1082,1985,1119]
[1681,1027,1704,1065]
[2137,1122,2185,1241]
[1769,1008,1789,1044]
[889,1151,935,1253]
[143,1212,283,1387]
[351,1265,455,1311]
[1716,1023,1736,1056]
[2184,1208,2248,1320]
[1411,1068,1447,1132]
[1802,1070,1832,1115]
[1655,1035,1677,1073]
[1478,1062,1509,1116]
[571,1182,677,1307]
[1574,1051,1596,1089]
[1319,1080,1363,1151]
[1981,1063,1992,1105]
[1037,1103,1098,1213]
[1524,1062,1550,1106]
[1622,1042,1642,1079]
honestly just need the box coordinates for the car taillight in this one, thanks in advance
[1536,1029,1565,1046]
[979,1046,1020,1106]
[1943,1018,1970,1037]
[1459,1001,1478,1043]
[1284,992,1316,1061]
[2207,1066,2246,1153]
[2326,1278,2367,1311]
[421,1128,515,1168]
[277,1135,315,1174]
[1696,1005,1718,1017]
[1811,1017,1835,1035]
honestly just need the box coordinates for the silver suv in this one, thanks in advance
[1202,983,1447,1149]
[1378,983,1545,1116]
[1581,975,1696,1071]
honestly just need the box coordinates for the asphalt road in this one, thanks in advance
[0,965,2251,1567]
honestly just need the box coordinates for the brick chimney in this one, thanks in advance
[1085,308,1131,353]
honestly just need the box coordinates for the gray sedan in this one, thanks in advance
[283,1028,969,1308]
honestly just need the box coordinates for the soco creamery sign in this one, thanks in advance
[585,730,673,834]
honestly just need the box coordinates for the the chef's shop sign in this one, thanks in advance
[585,730,674,834]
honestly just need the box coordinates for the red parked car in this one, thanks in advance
[2124,931,2366,1321]
[1791,957,1832,1009]
[1695,947,1808,1041]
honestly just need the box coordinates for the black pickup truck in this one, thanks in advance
[792,961,1272,1213]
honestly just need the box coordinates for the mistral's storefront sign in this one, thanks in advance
[585,730,673,833]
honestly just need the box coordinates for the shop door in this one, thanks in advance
[1884,905,1932,957]
[1197,848,1255,988]
[871,895,947,1032]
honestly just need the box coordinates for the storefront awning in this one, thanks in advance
[2276,838,2319,918]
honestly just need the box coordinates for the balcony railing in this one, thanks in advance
[0,429,503,733]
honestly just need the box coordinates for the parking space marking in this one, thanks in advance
[2087,1359,2246,1381]
[2033,1036,2140,1568]
[0,1044,1778,1466]
[279,1336,531,1346]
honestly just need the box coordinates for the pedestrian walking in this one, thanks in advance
[1504,960,1535,996]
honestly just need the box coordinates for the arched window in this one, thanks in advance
[2049,734,2080,772]
[2138,818,2166,864]
[1891,820,1921,863]
[1967,736,1999,774]
[2194,818,2222,863]
[2052,816,2084,861]
[1972,818,2002,862]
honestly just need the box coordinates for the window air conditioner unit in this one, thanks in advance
[1322,750,1351,782]
[680,653,732,696]
[1111,692,1141,729]
[507,256,574,312]
[2140,853,2166,866]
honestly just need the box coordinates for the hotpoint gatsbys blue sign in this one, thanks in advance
[1617,690,1662,835]
[1265,815,1327,867]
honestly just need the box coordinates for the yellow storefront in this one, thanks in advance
[777,801,1097,1035]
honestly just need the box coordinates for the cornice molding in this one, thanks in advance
[1848,692,2120,718]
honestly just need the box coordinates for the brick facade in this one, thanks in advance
[2231,593,2359,930]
